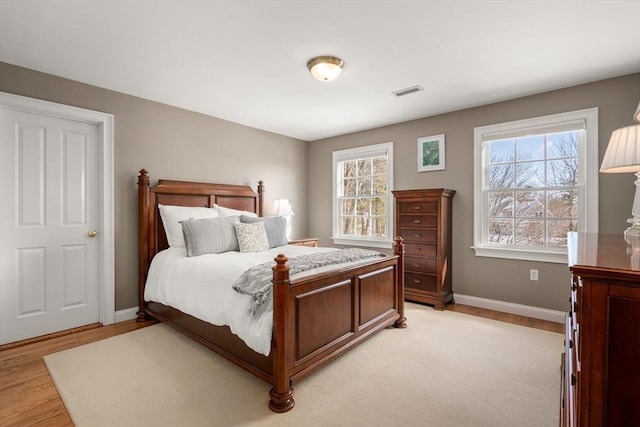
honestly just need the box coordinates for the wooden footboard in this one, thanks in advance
[270,238,405,412]
[136,169,405,413]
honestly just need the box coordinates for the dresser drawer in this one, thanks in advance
[405,255,437,274]
[399,201,437,214]
[399,214,437,229]
[404,242,437,257]
[398,228,437,243]
[405,272,437,292]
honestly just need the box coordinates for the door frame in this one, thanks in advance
[1,91,115,326]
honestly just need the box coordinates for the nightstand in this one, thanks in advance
[288,238,319,247]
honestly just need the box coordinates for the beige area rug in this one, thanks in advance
[44,303,563,427]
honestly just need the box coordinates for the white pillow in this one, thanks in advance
[234,221,269,253]
[158,204,219,247]
[214,204,258,218]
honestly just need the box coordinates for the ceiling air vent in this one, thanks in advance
[392,85,423,97]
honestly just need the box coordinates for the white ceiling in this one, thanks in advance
[1,1,639,141]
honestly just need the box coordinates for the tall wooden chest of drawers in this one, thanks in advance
[392,188,455,310]
[562,232,640,427]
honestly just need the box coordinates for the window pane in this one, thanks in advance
[489,164,515,189]
[371,197,385,216]
[547,190,578,218]
[343,160,357,177]
[488,191,514,217]
[516,135,544,161]
[515,191,545,218]
[357,159,371,176]
[371,217,386,237]
[546,159,578,187]
[356,216,370,235]
[341,198,355,215]
[373,180,387,195]
[488,139,514,164]
[341,216,355,235]
[515,161,544,188]
[343,178,356,196]
[515,220,544,246]
[372,157,387,175]
[547,219,578,247]
[356,198,369,215]
[358,178,372,195]
[489,219,514,244]
[547,131,578,159]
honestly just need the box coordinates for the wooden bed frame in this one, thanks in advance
[136,169,406,412]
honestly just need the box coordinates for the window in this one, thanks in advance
[332,142,394,248]
[473,108,598,263]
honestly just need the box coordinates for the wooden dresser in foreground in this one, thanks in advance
[562,232,640,427]
[392,188,455,310]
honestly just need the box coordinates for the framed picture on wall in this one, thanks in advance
[417,134,445,172]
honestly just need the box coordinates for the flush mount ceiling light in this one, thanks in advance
[307,56,344,82]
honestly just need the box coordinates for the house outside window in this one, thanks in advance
[473,108,598,263]
[332,142,394,249]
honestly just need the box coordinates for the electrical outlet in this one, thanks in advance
[529,269,539,281]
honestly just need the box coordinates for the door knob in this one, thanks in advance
[88,230,98,238]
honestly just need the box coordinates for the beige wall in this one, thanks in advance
[0,62,308,311]
[3,60,638,314]
[308,73,640,311]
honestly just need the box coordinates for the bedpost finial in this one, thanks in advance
[393,236,405,254]
[138,169,150,185]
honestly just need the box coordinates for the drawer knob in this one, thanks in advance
[413,219,421,224]
[413,206,421,210]
[413,263,421,268]
[413,279,421,284]
[415,233,422,238]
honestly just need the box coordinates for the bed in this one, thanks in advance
[136,169,406,412]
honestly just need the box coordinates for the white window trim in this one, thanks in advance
[472,108,599,263]
[332,142,394,249]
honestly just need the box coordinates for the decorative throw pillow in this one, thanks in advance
[158,204,219,247]
[234,221,269,253]
[240,215,287,248]
[181,216,240,256]
[214,204,258,218]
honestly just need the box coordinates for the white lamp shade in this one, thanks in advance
[274,199,295,216]
[600,124,640,173]
[635,100,640,123]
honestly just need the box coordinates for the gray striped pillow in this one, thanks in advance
[181,216,240,257]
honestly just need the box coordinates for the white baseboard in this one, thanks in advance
[114,307,139,323]
[454,294,565,324]
[115,296,565,325]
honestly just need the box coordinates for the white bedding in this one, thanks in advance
[144,245,338,356]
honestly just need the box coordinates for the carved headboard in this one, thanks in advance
[137,169,264,303]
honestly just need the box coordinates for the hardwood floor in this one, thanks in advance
[0,305,562,426]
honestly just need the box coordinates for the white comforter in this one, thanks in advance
[144,245,337,356]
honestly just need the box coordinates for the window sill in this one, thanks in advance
[331,237,394,249]
[472,245,567,264]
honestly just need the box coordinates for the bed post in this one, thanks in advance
[269,254,295,412]
[393,236,407,328]
[137,169,151,322]
[257,180,264,217]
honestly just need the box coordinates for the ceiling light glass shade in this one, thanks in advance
[600,124,640,173]
[307,56,344,82]
[635,100,640,123]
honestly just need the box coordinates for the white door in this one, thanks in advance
[0,107,101,344]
